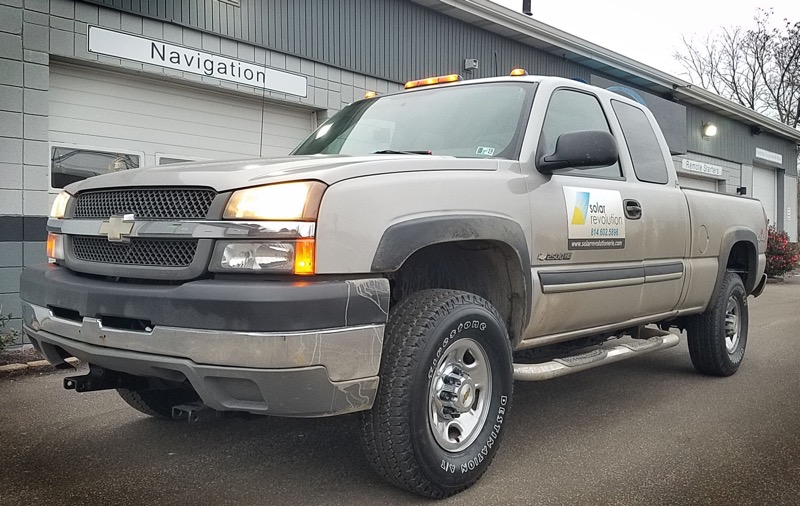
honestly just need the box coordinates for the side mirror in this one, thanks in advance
[537,130,619,173]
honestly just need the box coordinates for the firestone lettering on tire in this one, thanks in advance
[428,318,487,379]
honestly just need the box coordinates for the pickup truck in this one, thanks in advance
[20,73,768,498]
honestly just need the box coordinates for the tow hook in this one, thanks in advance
[172,402,219,423]
[64,364,144,392]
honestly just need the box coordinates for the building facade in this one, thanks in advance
[1,0,798,344]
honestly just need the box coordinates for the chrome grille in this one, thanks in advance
[72,237,198,267]
[74,189,216,219]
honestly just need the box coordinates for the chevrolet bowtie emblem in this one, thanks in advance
[98,214,135,242]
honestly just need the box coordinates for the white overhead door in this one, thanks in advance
[678,175,718,192]
[48,63,313,187]
[752,166,777,227]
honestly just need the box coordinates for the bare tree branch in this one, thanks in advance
[674,8,800,129]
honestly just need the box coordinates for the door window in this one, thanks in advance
[538,89,621,178]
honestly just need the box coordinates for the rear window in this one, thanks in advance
[611,101,669,184]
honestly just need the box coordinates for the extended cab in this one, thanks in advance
[20,74,767,498]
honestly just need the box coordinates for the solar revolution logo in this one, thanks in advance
[563,187,626,250]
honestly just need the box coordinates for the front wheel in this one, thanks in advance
[361,289,513,498]
[687,271,748,376]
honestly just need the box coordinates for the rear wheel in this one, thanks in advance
[687,271,748,376]
[361,289,513,498]
[117,387,199,418]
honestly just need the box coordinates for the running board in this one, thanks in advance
[513,328,680,381]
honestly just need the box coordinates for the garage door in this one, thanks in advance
[752,166,777,227]
[678,175,718,192]
[48,63,313,188]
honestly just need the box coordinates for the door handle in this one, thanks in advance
[623,199,642,220]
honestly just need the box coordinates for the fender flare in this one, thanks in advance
[371,215,532,335]
[713,228,759,297]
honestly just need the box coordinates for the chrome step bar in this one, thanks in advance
[513,328,680,381]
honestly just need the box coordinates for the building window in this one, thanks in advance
[156,155,196,165]
[50,145,141,189]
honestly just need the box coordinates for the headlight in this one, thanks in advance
[50,191,72,219]
[210,239,315,275]
[223,181,326,220]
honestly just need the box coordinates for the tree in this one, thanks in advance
[674,9,800,129]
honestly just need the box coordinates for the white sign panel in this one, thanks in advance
[88,26,307,97]
[755,147,782,165]
[681,159,723,177]
[563,187,626,250]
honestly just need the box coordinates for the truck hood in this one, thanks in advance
[64,155,499,193]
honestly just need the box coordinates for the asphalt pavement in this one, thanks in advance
[1,280,799,505]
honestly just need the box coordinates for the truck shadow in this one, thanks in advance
[17,348,703,504]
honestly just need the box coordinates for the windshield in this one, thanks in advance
[293,82,537,159]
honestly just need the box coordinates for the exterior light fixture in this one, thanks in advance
[702,122,717,138]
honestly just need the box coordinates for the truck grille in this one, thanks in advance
[72,237,198,267]
[74,189,217,219]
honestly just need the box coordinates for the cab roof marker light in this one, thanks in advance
[510,68,528,76]
[364,91,378,99]
[404,74,463,89]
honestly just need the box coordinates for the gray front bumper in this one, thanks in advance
[23,302,383,417]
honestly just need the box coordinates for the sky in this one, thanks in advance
[488,0,800,78]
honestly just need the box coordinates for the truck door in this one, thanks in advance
[608,100,690,318]
[525,87,646,338]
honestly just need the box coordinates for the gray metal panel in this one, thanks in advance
[82,0,591,84]
[687,104,797,175]
[84,0,797,174]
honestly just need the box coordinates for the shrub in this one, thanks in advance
[765,227,800,278]
[0,309,20,351]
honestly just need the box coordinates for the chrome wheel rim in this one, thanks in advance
[428,338,492,452]
[724,295,741,353]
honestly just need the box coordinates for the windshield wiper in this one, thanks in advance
[372,149,432,155]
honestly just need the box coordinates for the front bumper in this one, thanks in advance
[20,264,390,417]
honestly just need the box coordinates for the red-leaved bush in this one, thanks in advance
[765,227,800,278]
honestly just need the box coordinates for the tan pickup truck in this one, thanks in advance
[20,74,767,498]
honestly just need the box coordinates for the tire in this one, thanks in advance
[686,271,748,376]
[361,289,513,498]
[117,387,199,418]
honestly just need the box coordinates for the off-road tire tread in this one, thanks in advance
[116,388,198,418]
[360,289,511,498]
[686,272,746,376]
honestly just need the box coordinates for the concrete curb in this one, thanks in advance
[0,363,29,374]
[0,357,81,376]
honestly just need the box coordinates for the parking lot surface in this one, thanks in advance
[1,280,799,505]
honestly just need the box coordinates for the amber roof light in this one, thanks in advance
[404,74,462,89]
